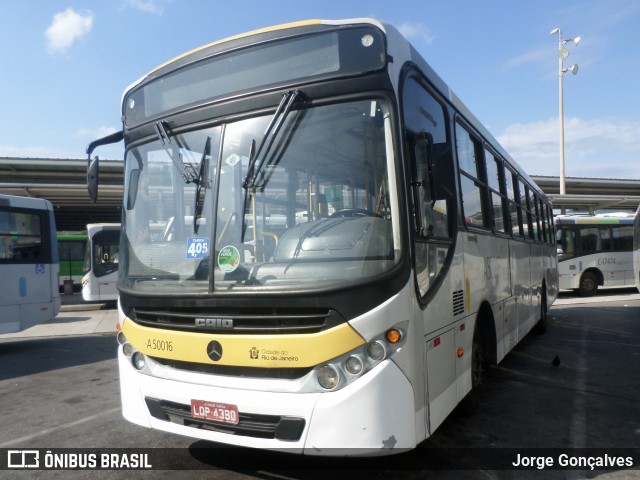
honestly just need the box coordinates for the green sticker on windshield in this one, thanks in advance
[218,245,240,273]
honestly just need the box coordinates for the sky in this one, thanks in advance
[1,0,639,179]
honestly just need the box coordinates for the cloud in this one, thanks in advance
[396,22,434,46]
[497,117,640,178]
[45,8,94,54]
[123,0,167,15]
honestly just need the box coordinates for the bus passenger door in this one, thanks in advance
[401,75,458,436]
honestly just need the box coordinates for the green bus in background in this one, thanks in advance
[57,232,87,292]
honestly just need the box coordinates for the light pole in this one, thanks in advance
[550,28,580,196]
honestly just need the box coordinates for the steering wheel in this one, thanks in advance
[329,208,380,218]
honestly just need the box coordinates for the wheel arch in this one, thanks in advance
[475,300,497,365]
[582,267,604,287]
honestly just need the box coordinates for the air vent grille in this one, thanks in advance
[452,290,465,316]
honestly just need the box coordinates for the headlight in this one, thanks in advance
[314,322,407,392]
[366,340,386,361]
[132,352,146,370]
[122,342,134,357]
[345,355,364,375]
[317,365,340,390]
[117,333,151,374]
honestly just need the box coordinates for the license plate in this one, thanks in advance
[191,399,239,425]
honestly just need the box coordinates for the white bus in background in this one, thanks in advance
[82,223,120,302]
[556,213,636,296]
[633,206,640,291]
[0,194,61,333]
[87,18,558,455]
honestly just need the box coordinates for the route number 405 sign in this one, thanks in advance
[186,237,210,259]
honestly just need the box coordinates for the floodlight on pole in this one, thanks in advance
[550,27,580,196]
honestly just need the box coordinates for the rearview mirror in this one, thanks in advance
[87,157,99,203]
[85,130,123,204]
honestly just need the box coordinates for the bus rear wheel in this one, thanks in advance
[532,288,547,335]
[578,271,598,297]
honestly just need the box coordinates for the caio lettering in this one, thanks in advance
[195,318,234,328]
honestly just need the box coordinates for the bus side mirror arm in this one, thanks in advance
[86,130,124,204]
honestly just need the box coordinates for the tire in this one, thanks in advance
[459,325,485,416]
[578,271,598,297]
[532,290,547,335]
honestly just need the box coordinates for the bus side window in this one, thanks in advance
[456,123,487,229]
[600,227,612,250]
[485,150,507,233]
[507,169,522,237]
[579,227,600,254]
[612,226,633,251]
[408,134,451,236]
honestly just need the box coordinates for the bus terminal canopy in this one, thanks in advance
[0,157,122,231]
[0,160,638,231]
[533,176,640,213]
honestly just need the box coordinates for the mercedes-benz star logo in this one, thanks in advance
[206,340,223,361]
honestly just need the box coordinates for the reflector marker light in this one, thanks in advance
[434,337,441,347]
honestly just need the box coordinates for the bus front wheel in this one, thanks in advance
[458,325,485,416]
[578,271,598,297]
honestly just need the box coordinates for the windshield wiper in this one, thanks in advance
[154,121,198,184]
[193,136,211,234]
[240,90,302,246]
[242,90,301,190]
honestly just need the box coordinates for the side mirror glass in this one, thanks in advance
[87,157,99,203]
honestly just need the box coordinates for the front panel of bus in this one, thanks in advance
[114,22,431,454]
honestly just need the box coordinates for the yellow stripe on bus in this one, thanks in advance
[122,317,365,368]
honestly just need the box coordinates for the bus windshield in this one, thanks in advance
[120,98,400,294]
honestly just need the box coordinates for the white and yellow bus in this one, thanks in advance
[556,213,636,296]
[87,18,558,455]
[0,194,61,333]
